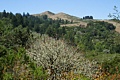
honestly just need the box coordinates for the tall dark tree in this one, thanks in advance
[2,10,7,18]
[23,17,28,27]
[34,24,40,33]
[23,12,26,17]
[26,12,30,16]
[8,12,14,19]
[16,13,23,25]
[11,15,17,27]
[89,16,93,19]
[0,12,2,19]
[83,16,93,19]
[42,15,48,20]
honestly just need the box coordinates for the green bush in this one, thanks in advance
[102,55,120,74]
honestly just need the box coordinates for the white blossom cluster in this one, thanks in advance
[26,34,101,79]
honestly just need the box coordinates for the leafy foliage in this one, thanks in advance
[27,34,101,79]
[102,55,120,74]
[83,16,93,19]
[0,10,48,79]
[63,21,120,54]
[1,9,120,79]
[108,6,120,20]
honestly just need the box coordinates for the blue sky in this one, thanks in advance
[0,0,120,19]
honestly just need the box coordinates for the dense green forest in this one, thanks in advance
[0,10,73,79]
[0,10,120,79]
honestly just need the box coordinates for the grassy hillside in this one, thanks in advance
[32,11,82,22]
[33,11,120,33]
[33,11,55,17]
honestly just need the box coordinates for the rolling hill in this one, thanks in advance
[32,11,81,22]
[33,11,55,17]
[33,11,120,33]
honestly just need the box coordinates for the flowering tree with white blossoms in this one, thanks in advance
[26,34,101,79]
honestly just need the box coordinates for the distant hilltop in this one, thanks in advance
[32,11,81,22]
[32,11,120,33]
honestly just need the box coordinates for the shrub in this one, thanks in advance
[27,34,100,79]
[102,55,120,74]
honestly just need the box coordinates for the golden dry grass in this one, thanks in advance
[61,21,87,27]
[33,11,81,22]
